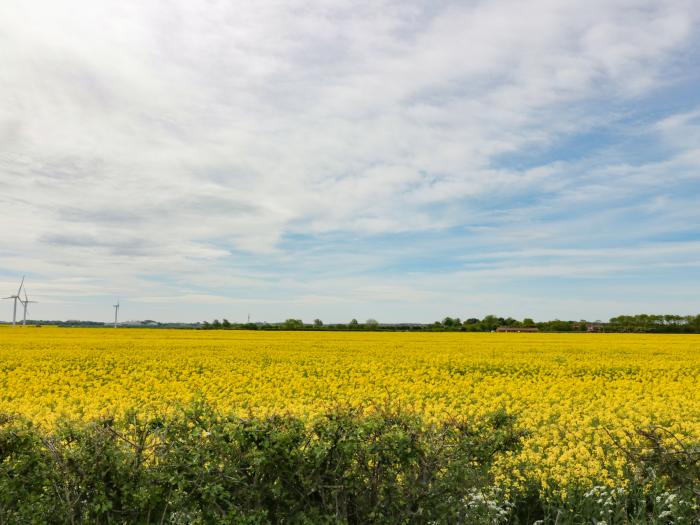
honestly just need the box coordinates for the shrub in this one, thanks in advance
[0,405,524,524]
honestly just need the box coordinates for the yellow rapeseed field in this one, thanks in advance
[1,327,698,497]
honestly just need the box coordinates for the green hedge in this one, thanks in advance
[3,406,698,524]
[0,405,524,524]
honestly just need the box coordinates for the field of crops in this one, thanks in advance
[1,327,698,501]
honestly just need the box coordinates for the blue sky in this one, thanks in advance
[1,0,700,323]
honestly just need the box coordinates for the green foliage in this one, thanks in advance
[282,319,304,330]
[1,409,697,524]
[0,405,524,524]
[24,313,700,332]
[365,319,379,329]
[193,313,700,332]
[609,314,700,333]
[442,317,461,328]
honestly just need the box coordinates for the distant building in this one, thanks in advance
[586,323,603,332]
[495,327,539,332]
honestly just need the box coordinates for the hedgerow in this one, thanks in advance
[2,405,698,524]
[0,404,524,524]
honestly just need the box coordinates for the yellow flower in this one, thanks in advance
[1,327,698,502]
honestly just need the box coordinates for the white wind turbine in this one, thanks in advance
[21,288,38,326]
[113,299,120,328]
[2,276,25,327]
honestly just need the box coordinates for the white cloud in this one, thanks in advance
[1,0,699,320]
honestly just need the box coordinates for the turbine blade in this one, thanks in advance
[17,276,25,296]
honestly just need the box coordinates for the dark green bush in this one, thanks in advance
[0,405,525,524]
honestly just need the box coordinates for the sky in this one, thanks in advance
[1,0,700,324]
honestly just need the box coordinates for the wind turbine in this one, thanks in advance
[22,289,38,326]
[2,276,25,327]
[113,299,120,328]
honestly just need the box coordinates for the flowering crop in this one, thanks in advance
[1,327,698,499]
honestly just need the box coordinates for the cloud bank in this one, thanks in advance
[1,0,699,322]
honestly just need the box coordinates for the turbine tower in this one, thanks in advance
[22,289,38,326]
[2,276,25,327]
[113,299,120,328]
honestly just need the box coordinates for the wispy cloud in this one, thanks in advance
[1,0,699,321]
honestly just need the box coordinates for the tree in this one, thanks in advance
[349,319,359,328]
[442,317,461,329]
[365,319,379,329]
[313,319,323,327]
[545,319,573,332]
[481,315,500,331]
[282,319,304,330]
[212,319,222,329]
[522,318,535,327]
[222,319,231,329]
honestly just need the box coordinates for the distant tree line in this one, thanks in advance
[607,314,700,333]
[197,314,700,333]
[200,318,384,331]
[12,314,700,333]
